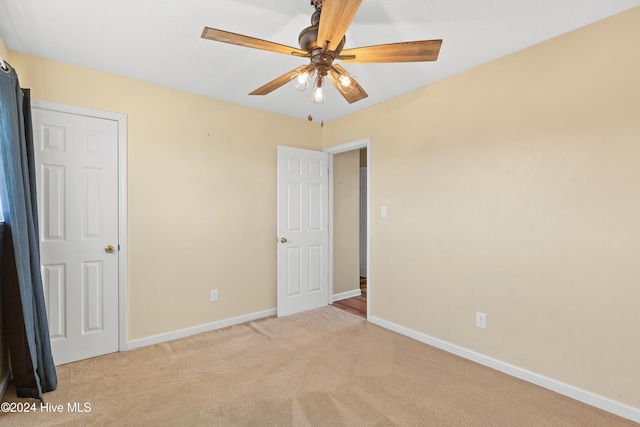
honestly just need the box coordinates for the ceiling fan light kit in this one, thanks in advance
[291,65,315,91]
[201,0,442,106]
[309,74,327,104]
[330,68,357,94]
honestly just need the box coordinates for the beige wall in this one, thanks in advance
[359,149,367,167]
[332,150,360,295]
[323,7,640,408]
[0,36,9,62]
[8,52,322,340]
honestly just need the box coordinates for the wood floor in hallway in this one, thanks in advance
[333,277,367,318]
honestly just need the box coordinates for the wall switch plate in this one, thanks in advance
[476,312,487,329]
[210,290,219,303]
[381,205,388,218]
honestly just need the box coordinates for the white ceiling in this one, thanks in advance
[1,0,639,123]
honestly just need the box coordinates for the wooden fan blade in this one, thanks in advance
[317,0,362,52]
[327,65,368,104]
[201,27,309,57]
[249,65,309,96]
[340,40,442,63]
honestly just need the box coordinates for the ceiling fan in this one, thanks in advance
[201,0,442,104]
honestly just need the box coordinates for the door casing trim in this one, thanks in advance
[324,137,371,320]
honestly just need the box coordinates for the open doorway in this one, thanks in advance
[326,138,370,319]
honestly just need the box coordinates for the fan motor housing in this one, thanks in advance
[298,25,318,51]
[298,9,345,53]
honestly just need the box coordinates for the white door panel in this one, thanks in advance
[33,108,119,365]
[277,146,328,316]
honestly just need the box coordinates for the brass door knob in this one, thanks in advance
[280,237,287,243]
[105,245,115,253]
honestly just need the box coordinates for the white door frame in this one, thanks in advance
[31,99,128,352]
[325,137,371,320]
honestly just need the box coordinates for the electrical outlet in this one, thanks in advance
[210,289,219,303]
[476,312,487,329]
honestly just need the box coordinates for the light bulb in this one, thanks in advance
[297,72,309,85]
[310,85,325,103]
[291,68,315,91]
[309,75,326,104]
[338,75,351,87]
[330,68,357,94]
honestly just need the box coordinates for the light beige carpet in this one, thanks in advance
[0,306,635,426]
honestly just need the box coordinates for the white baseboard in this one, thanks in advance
[369,316,640,424]
[332,289,361,302]
[0,369,12,400]
[125,308,277,351]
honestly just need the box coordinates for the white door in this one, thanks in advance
[277,146,329,316]
[32,108,119,365]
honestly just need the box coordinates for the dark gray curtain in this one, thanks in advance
[0,62,57,400]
